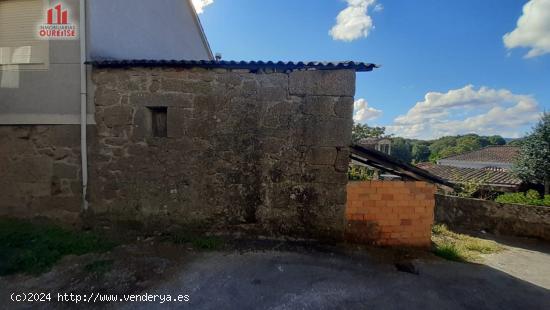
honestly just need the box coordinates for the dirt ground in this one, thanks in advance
[1,235,549,309]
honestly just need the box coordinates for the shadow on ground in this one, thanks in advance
[1,238,549,309]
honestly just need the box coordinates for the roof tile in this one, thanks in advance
[87,59,378,72]
[417,162,522,186]
[439,146,520,163]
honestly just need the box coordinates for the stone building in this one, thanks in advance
[1,0,212,222]
[1,60,376,240]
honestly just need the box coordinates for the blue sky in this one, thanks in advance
[193,0,550,139]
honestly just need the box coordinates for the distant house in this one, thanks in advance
[417,163,522,192]
[358,137,392,155]
[437,146,520,170]
[419,146,522,192]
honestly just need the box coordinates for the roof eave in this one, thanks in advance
[86,60,379,72]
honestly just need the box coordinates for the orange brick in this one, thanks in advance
[347,181,362,188]
[414,193,426,200]
[349,213,365,221]
[392,182,406,187]
[364,213,377,220]
[390,232,401,238]
[349,192,360,199]
[406,182,417,187]
[385,200,399,208]
[384,219,400,227]
[415,181,427,188]
[400,219,412,226]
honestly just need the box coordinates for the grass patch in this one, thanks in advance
[168,231,224,251]
[0,218,116,276]
[84,259,113,276]
[431,224,501,262]
[433,243,463,262]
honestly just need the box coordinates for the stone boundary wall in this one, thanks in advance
[345,181,435,247]
[87,66,356,239]
[0,125,83,223]
[435,194,550,241]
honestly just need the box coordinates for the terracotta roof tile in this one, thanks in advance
[439,146,520,163]
[417,162,522,186]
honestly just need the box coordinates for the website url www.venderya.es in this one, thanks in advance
[10,292,190,304]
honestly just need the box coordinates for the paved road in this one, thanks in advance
[483,235,550,290]
[122,250,550,310]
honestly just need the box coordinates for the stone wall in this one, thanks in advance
[0,125,82,223]
[346,181,436,247]
[88,66,355,239]
[435,194,550,241]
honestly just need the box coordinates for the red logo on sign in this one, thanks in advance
[47,4,69,25]
[38,2,77,39]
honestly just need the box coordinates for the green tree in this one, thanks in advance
[488,135,506,146]
[429,136,458,160]
[507,138,525,146]
[513,113,550,194]
[427,134,506,162]
[456,135,483,152]
[438,146,463,159]
[412,143,431,163]
[351,123,387,143]
[391,138,412,163]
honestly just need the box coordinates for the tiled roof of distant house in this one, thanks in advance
[439,146,520,163]
[416,162,522,186]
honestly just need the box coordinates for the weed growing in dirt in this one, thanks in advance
[431,224,501,262]
[433,243,463,261]
[0,218,116,275]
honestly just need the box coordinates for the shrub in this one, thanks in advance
[494,190,550,207]
[347,165,374,181]
[433,243,463,262]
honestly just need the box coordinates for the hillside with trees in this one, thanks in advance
[352,123,509,164]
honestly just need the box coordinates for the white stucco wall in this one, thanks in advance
[1,0,212,124]
[0,0,85,124]
[87,0,212,61]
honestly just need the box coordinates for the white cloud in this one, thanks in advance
[192,0,214,14]
[387,85,542,139]
[329,0,379,42]
[503,0,550,58]
[353,98,382,123]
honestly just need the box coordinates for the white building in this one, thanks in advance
[0,0,212,125]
